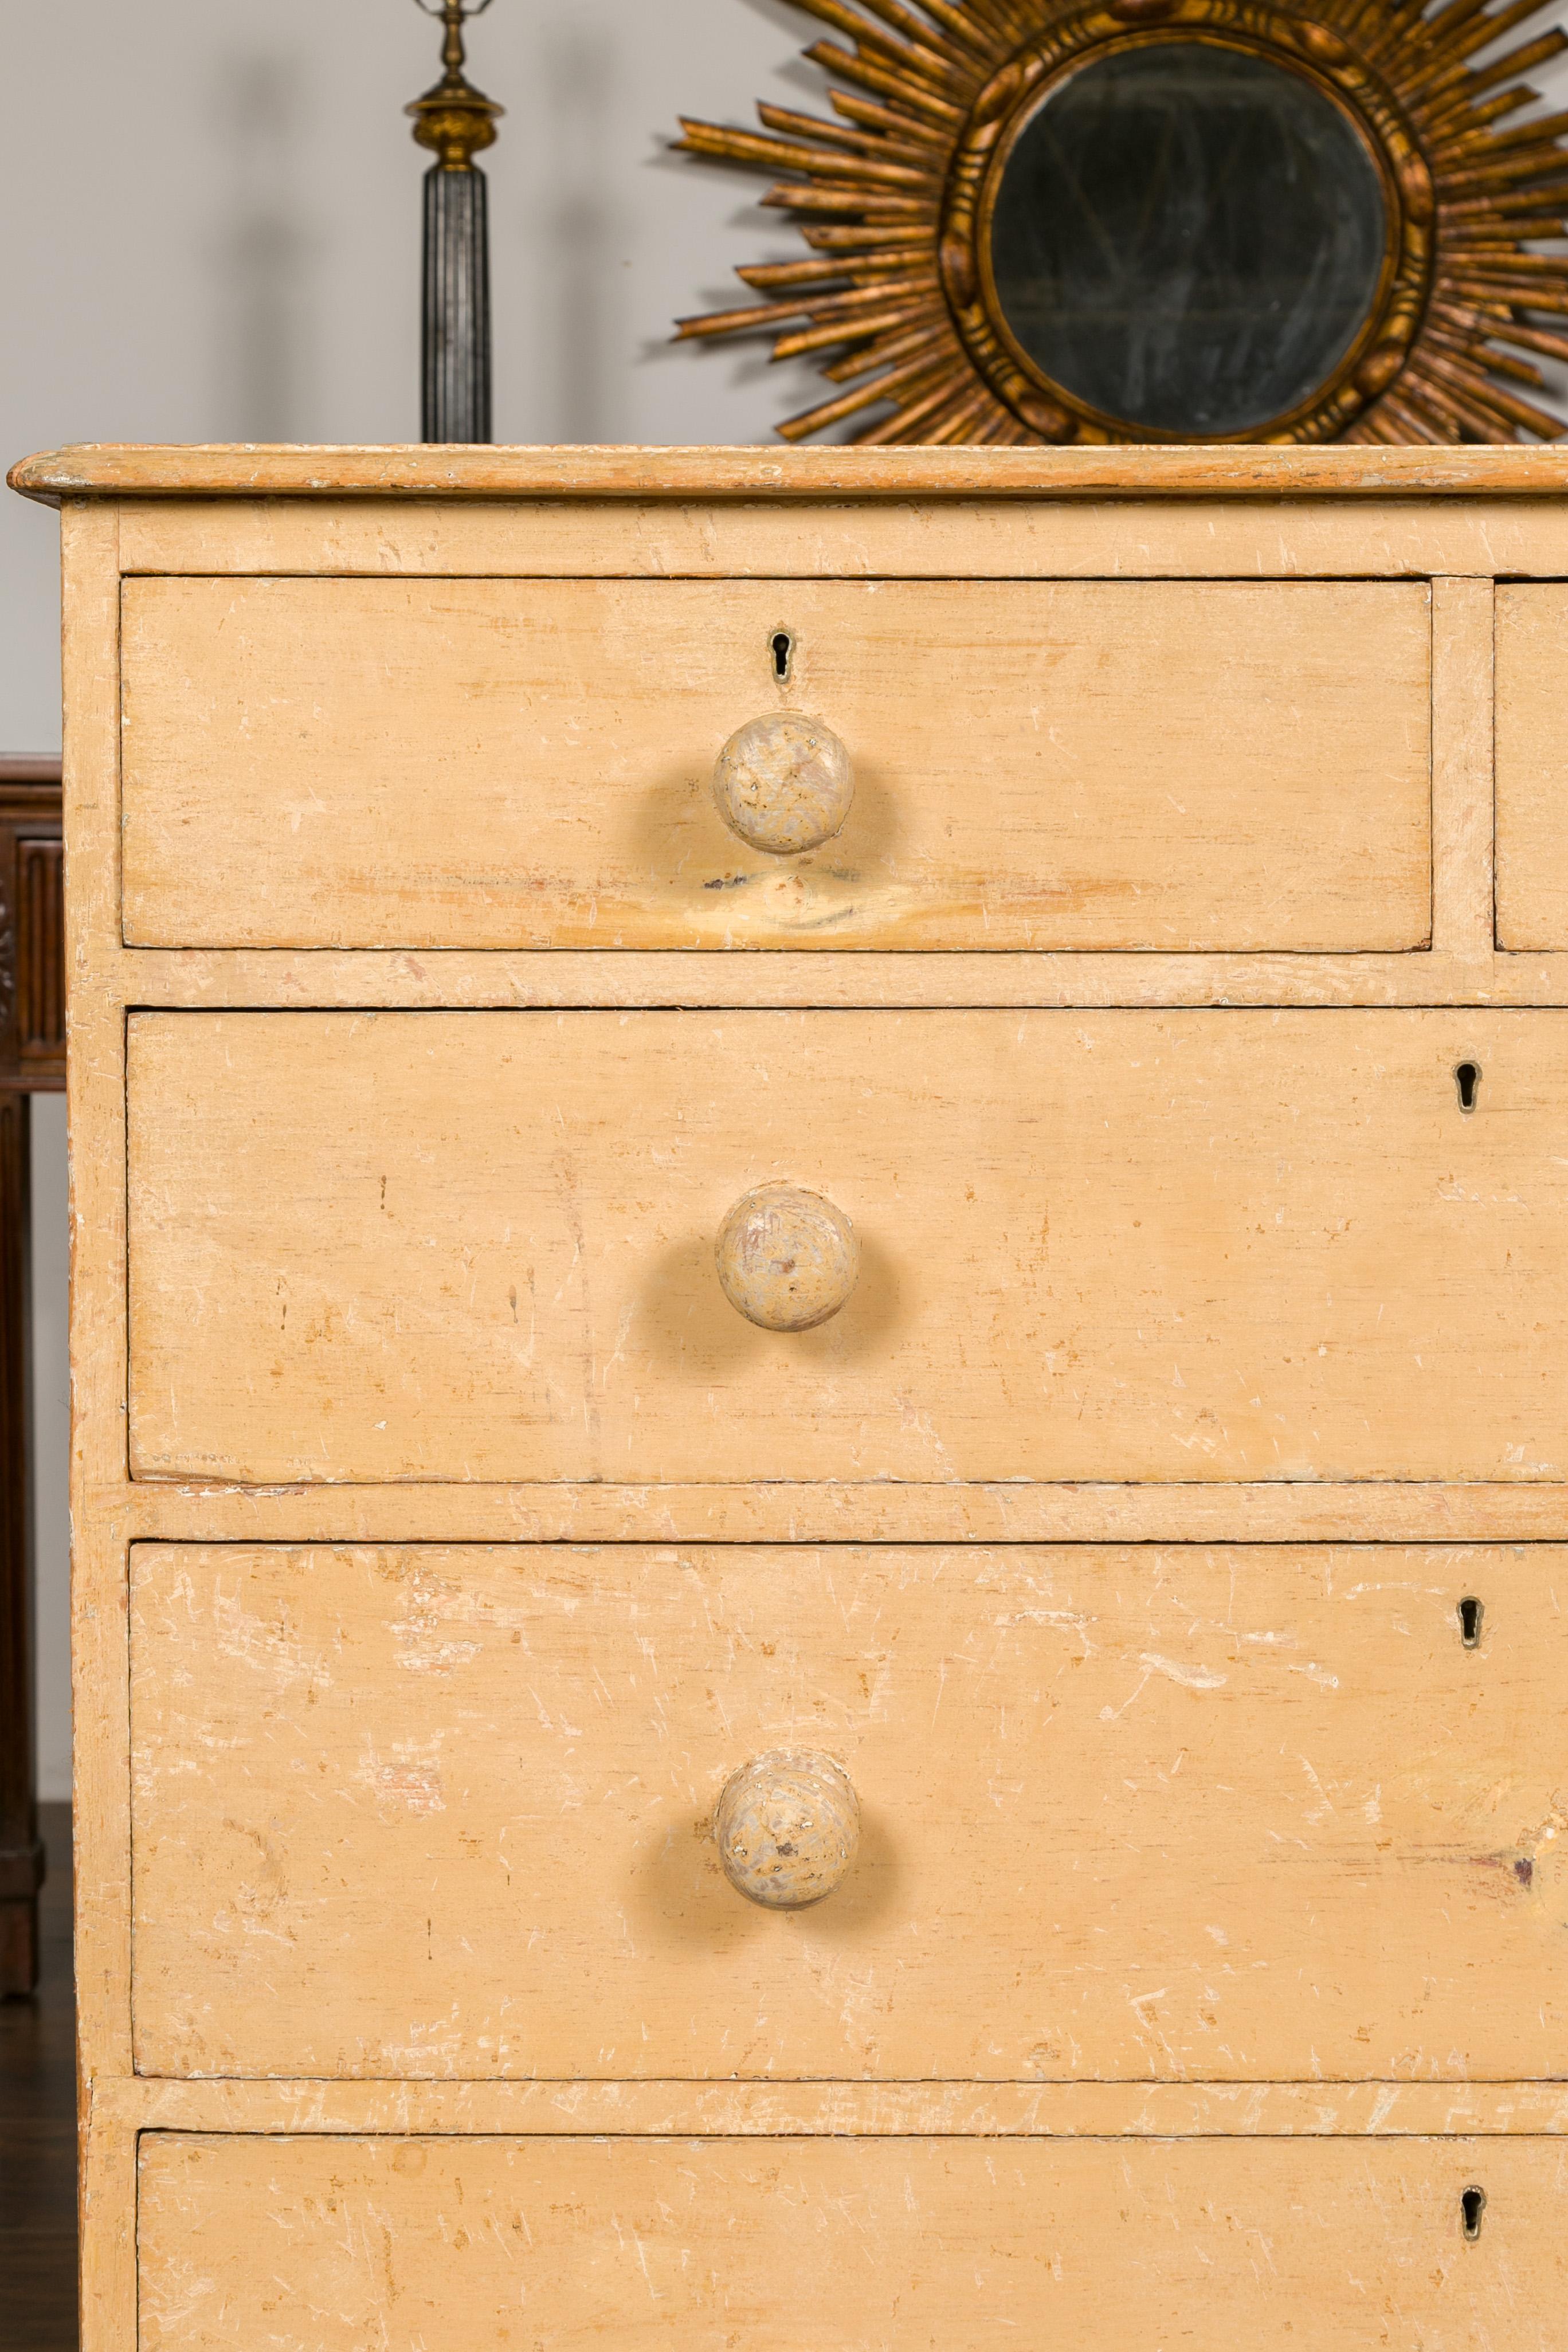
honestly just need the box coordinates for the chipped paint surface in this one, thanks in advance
[116,576,1433,951]
[134,2132,1568,2351]
[125,1007,1568,1485]
[29,438,1568,498]
[711,711,855,857]
[128,1540,1568,2084]
[64,469,1568,2345]
[714,1750,860,1908]
[713,1183,859,1334]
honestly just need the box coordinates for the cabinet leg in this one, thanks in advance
[0,1090,44,1996]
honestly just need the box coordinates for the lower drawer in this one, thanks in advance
[137,2133,1562,2351]
[129,1542,1568,2081]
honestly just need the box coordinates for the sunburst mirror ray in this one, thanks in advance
[673,0,1568,445]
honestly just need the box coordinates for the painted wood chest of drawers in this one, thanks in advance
[14,439,1568,2349]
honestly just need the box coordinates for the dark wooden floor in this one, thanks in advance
[0,1804,77,2350]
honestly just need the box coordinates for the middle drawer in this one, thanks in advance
[130,1542,1568,2080]
[128,1008,1568,1485]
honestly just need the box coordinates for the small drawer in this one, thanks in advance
[128,1008,1568,1487]
[130,1543,1568,2081]
[138,2131,1562,2351]
[119,575,1433,951]
[1496,583,1568,948]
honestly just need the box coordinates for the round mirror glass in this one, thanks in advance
[988,41,1389,435]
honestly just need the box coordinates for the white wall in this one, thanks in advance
[1,0,841,748]
[0,0,833,1799]
[5,0,1568,1798]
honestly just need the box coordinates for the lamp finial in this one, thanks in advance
[406,0,502,171]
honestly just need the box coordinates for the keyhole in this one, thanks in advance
[1461,2186,1486,2240]
[1455,1059,1481,1113]
[770,629,794,684]
[1457,1595,1483,1648]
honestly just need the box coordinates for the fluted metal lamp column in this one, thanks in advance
[408,0,502,443]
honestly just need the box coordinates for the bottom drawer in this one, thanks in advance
[138,2133,1562,2349]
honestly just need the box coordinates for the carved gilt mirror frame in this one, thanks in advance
[675,0,1568,445]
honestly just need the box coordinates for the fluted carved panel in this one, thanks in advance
[0,764,64,1091]
[0,755,60,1994]
[17,839,64,1067]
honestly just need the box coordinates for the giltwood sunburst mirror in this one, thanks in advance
[675,0,1568,445]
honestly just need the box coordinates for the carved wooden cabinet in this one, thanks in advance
[12,441,1568,2349]
[0,756,64,1996]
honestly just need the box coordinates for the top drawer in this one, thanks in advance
[120,576,1433,952]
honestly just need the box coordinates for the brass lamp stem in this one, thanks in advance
[407,0,501,442]
[442,1,467,80]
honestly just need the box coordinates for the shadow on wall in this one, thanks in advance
[210,51,319,441]
[542,26,624,444]
[636,0,905,444]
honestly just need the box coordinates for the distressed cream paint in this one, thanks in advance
[128,1542,1568,2083]
[116,574,1431,951]
[12,442,1568,2349]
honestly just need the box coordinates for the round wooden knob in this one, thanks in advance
[712,714,854,854]
[715,1184,859,1332]
[715,1750,860,1909]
